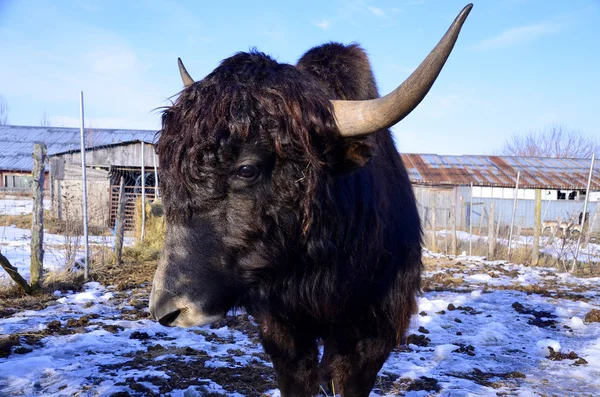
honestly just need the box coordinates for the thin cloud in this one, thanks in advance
[473,22,561,50]
[314,19,331,30]
[368,7,385,17]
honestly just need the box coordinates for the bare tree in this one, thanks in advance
[501,123,599,159]
[40,111,51,127]
[0,95,8,125]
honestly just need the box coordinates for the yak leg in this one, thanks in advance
[323,336,395,397]
[259,316,319,397]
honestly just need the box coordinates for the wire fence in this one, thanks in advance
[417,160,600,274]
[0,139,158,289]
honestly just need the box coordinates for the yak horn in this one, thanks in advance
[331,3,473,136]
[178,57,195,88]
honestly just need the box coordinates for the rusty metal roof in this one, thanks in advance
[401,154,600,190]
[0,125,157,172]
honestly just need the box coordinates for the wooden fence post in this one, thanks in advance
[431,202,437,253]
[532,189,542,265]
[516,216,525,253]
[583,206,599,248]
[478,204,485,236]
[488,201,495,258]
[496,210,502,247]
[113,177,127,265]
[450,206,457,255]
[31,143,46,289]
[459,196,464,230]
[49,161,55,215]
[444,209,449,254]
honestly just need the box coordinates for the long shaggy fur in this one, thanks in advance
[156,43,422,396]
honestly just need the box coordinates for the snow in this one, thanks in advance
[1,247,600,394]
[1,197,135,284]
[535,339,561,357]
[440,229,600,263]
[0,199,51,216]
[0,225,134,284]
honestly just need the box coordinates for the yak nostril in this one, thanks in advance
[158,309,182,327]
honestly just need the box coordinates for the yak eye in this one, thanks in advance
[236,164,259,180]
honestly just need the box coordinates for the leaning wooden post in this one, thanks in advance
[572,153,595,272]
[31,143,46,289]
[532,189,542,265]
[113,177,127,265]
[0,252,33,295]
[488,201,495,258]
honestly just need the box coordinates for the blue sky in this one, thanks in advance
[0,0,598,155]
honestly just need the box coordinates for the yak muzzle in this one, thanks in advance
[149,288,223,328]
[149,289,182,326]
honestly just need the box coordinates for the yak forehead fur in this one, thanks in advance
[158,50,348,235]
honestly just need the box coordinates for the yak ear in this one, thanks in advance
[333,136,375,174]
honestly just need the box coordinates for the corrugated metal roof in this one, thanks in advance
[401,153,600,190]
[50,139,151,156]
[0,125,157,172]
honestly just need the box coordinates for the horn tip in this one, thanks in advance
[461,4,474,16]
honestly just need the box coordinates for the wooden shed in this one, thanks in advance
[49,140,158,230]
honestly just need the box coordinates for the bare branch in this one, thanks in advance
[40,111,51,127]
[0,95,8,125]
[501,123,600,159]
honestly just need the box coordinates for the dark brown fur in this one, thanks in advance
[154,43,422,397]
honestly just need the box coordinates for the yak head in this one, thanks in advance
[149,5,472,327]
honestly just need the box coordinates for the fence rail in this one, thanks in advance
[109,185,157,231]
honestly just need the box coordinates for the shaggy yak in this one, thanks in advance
[150,4,472,396]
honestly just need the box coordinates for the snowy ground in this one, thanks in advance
[0,198,51,216]
[1,197,134,284]
[0,225,135,284]
[438,230,600,264]
[1,254,600,396]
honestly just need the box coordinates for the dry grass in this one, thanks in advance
[117,196,166,266]
[1,211,109,236]
[92,252,158,290]
[426,233,600,277]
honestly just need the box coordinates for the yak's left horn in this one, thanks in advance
[331,3,473,137]
[178,57,195,88]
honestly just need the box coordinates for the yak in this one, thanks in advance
[150,4,472,396]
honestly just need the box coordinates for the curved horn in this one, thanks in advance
[332,3,473,136]
[178,57,195,88]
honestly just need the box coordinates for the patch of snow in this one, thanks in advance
[535,339,561,357]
